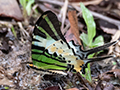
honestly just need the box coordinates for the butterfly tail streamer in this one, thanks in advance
[81,55,114,73]
[70,38,120,59]
[83,55,114,65]
[84,38,120,57]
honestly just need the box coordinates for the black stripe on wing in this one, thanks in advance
[34,11,67,43]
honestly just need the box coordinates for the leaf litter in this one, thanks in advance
[0,0,120,90]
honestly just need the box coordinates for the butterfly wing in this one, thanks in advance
[30,11,118,75]
[31,11,83,75]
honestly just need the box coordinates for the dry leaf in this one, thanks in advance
[111,69,120,79]
[69,0,85,2]
[65,29,78,44]
[100,69,120,81]
[44,86,60,90]
[101,26,117,35]
[68,10,82,46]
[66,88,79,90]
[0,0,23,21]
[108,30,120,55]
[103,84,114,90]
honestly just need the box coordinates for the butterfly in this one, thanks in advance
[28,11,119,75]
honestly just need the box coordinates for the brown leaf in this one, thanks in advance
[95,81,102,90]
[44,86,60,90]
[68,10,82,46]
[109,69,120,79]
[101,26,117,35]
[69,0,85,2]
[0,0,23,21]
[103,84,114,90]
[100,69,120,82]
[65,29,78,44]
[108,30,120,55]
[66,88,79,90]
[102,75,111,82]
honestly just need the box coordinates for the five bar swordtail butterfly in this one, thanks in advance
[27,11,119,75]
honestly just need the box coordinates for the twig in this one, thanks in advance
[72,6,120,30]
[17,22,30,38]
[37,0,64,6]
[38,0,120,29]
[90,10,120,29]
[0,21,17,26]
[71,0,103,6]
[60,0,68,31]
[36,0,73,8]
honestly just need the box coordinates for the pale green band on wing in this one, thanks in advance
[36,26,51,39]
[32,41,46,47]
[36,26,56,48]
[34,62,67,70]
[32,54,67,66]
[32,48,62,61]
[43,15,60,39]
[33,35,46,42]
[32,49,43,53]
[32,49,51,57]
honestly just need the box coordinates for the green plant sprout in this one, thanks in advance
[11,26,17,38]
[80,3,104,82]
[4,86,9,89]
[20,0,34,17]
